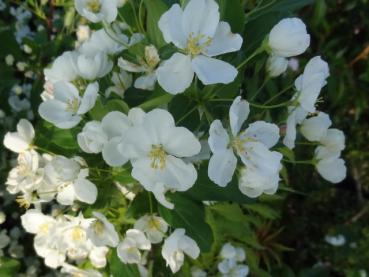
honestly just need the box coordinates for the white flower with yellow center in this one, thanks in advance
[156,0,243,94]
[162,228,200,273]
[117,229,151,264]
[118,45,160,91]
[3,119,34,153]
[87,212,119,247]
[208,96,282,188]
[39,81,98,129]
[125,109,201,209]
[75,0,118,23]
[134,215,168,244]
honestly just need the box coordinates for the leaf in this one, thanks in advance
[0,258,20,276]
[158,193,213,252]
[144,0,168,47]
[109,249,140,277]
[105,99,130,114]
[184,163,253,203]
[244,203,280,220]
[138,93,174,111]
[216,0,246,33]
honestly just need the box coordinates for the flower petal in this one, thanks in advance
[205,21,243,56]
[300,112,331,142]
[156,53,194,94]
[229,96,249,137]
[208,149,237,187]
[101,111,130,138]
[74,178,97,204]
[161,127,201,157]
[316,158,346,184]
[77,82,99,114]
[244,121,280,148]
[192,55,237,85]
[208,120,229,153]
[158,4,187,49]
[134,73,157,91]
[102,137,129,167]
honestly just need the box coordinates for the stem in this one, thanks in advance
[103,22,130,48]
[250,77,270,101]
[138,0,146,34]
[237,46,265,70]
[249,100,291,109]
[263,84,294,105]
[176,106,198,125]
[283,159,314,165]
[148,192,153,214]
[129,0,144,33]
[34,146,55,155]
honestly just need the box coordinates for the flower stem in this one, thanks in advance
[237,45,266,70]
[283,159,314,165]
[249,100,291,109]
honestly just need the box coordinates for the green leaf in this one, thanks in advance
[105,99,130,114]
[158,194,213,252]
[109,249,140,277]
[216,0,246,33]
[144,0,168,47]
[0,258,20,276]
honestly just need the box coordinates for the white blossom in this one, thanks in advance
[156,0,243,94]
[75,0,118,23]
[266,55,288,77]
[3,119,34,153]
[39,81,98,129]
[87,212,119,247]
[117,229,151,264]
[134,215,168,244]
[162,228,200,273]
[268,18,310,58]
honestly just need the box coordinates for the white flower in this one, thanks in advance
[3,119,34,153]
[0,211,6,224]
[208,96,282,188]
[118,45,160,91]
[6,150,43,194]
[218,259,249,277]
[300,112,332,142]
[134,215,168,244]
[44,51,79,84]
[266,55,288,77]
[294,56,330,113]
[39,81,98,129]
[21,209,56,235]
[105,70,133,98]
[76,25,91,44]
[87,212,119,247]
[117,229,151,264]
[192,267,208,277]
[314,128,346,184]
[77,121,108,154]
[75,0,118,23]
[156,0,243,94]
[79,28,128,56]
[268,18,310,58]
[76,52,113,80]
[5,54,14,66]
[220,243,245,262]
[162,228,200,273]
[125,109,201,209]
[325,234,346,247]
[44,156,97,205]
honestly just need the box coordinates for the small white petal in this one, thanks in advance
[74,178,97,204]
[300,112,331,142]
[229,96,250,136]
[208,120,230,153]
[316,157,346,184]
[208,149,237,187]
[244,121,280,148]
[77,82,99,114]
[192,55,238,85]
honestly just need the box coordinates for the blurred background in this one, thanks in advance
[1,0,368,276]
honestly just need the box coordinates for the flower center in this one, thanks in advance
[66,97,80,113]
[86,0,101,13]
[16,195,31,209]
[92,219,105,235]
[39,223,51,235]
[148,217,161,230]
[231,135,257,154]
[148,145,166,170]
[186,33,212,57]
[71,227,85,241]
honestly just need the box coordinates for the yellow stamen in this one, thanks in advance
[66,97,80,113]
[148,145,166,170]
[71,227,85,241]
[86,0,101,13]
[92,219,105,235]
[187,33,212,57]
[16,195,31,209]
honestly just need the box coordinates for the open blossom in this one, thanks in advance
[118,45,160,90]
[156,0,243,94]
[220,243,246,262]
[125,109,201,209]
[134,215,168,244]
[3,119,34,153]
[162,228,200,273]
[268,18,310,58]
[218,259,249,277]
[117,229,151,264]
[283,56,330,149]
[75,0,118,23]
[105,69,132,97]
[87,212,119,248]
[39,81,98,129]
[76,52,113,80]
[208,96,282,190]
[43,156,97,205]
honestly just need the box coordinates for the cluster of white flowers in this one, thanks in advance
[1,0,349,274]
[218,243,249,277]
